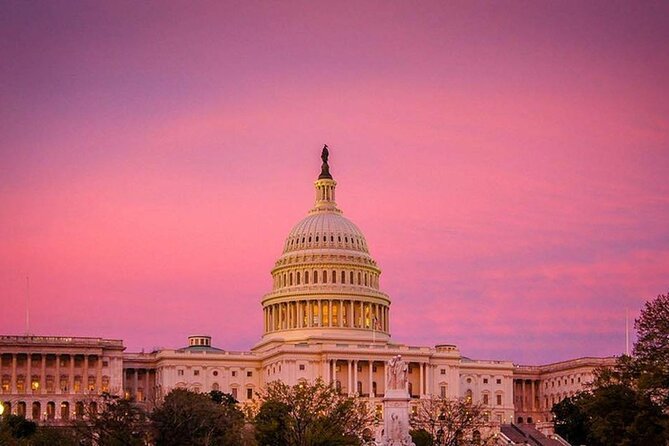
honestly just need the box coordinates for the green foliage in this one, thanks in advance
[254,379,374,446]
[634,291,669,409]
[209,389,238,406]
[552,393,592,445]
[74,393,150,446]
[2,414,37,439]
[151,388,245,446]
[410,428,434,446]
[410,396,492,446]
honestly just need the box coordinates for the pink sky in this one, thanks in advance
[1,1,668,364]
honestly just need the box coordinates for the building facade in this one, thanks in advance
[0,152,614,427]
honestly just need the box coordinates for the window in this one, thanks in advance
[232,371,237,377]
[357,364,362,372]
[102,361,109,367]
[483,394,489,405]
[213,371,218,376]
[496,394,502,406]
[247,388,253,400]
[177,370,184,376]
[299,364,305,371]
[247,371,252,377]
[465,389,473,402]
[483,378,488,384]
[466,377,472,383]
[231,388,238,399]
[194,370,200,376]
[496,378,502,384]
[372,365,377,372]
[440,369,446,375]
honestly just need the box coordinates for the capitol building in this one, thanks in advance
[0,149,613,435]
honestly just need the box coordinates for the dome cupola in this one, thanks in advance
[257,145,391,348]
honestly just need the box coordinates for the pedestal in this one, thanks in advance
[381,389,416,446]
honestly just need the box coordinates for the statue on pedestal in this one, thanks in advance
[381,355,415,446]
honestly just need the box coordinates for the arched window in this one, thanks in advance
[358,272,361,285]
[364,273,368,286]
[465,389,473,402]
[289,273,293,286]
[332,271,336,283]
[296,272,301,285]
[350,271,354,283]
[314,271,318,284]
[341,271,346,283]
[212,383,220,391]
[305,271,309,284]
[322,270,327,283]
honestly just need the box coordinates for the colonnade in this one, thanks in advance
[322,359,431,398]
[513,378,541,421]
[264,300,389,333]
[123,368,155,403]
[0,353,107,395]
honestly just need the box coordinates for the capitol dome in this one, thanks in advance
[256,146,391,348]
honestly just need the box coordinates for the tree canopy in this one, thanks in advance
[253,379,374,446]
[151,388,245,446]
[410,395,493,446]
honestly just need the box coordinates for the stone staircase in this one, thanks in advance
[499,423,568,446]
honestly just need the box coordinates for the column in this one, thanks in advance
[349,301,354,327]
[328,300,333,327]
[133,369,138,399]
[55,355,61,394]
[318,300,323,326]
[11,354,17,393]
[96,356,102,394]
[383,362,387,395]
[521,380,526,412]
[144,370,150,402]
[308,301,313,327]
[26,353,32,393]
[83,355,89,393]
[40,354,46,394]
[368,361,374,397]
[347,360,352,396]
[339,301,344,327]
[353,360,358,395]
[419,362,424,397]
[360,301,364,327]
[69,355,75,393]
[531,380,536,412]
[331,360,336,385]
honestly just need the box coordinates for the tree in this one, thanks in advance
[151,388,244,446]
[634,291,669,409]
[254,379,374,446]
[410,395,493,446]
[74,394,150,446]
[552,393,592,446]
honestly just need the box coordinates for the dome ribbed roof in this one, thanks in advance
[283,212,369,254]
